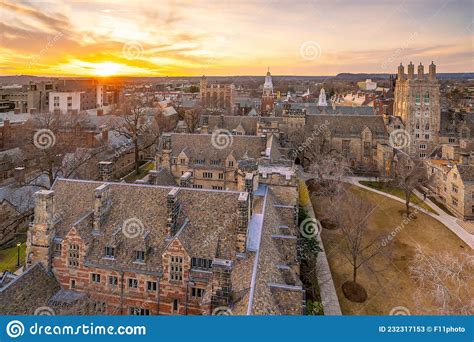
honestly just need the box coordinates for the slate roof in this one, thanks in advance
[440,111,474,137]
[457,164,474,182]
[167,133,266,161]
[50,179,246,273]
[0,263,60,315]
[201,115,259,135]
[305,114,388,139]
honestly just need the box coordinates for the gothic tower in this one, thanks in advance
[393,61,440,158]
[261,68,275,115]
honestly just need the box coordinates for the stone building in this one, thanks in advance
[425,139,474,220]
[17,174,303,315]
[199,76,235,112]
[393,62,441,158]
[155,133,287,190]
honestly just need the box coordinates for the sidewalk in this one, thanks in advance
[303,195,342,316]
[348,177,474,250]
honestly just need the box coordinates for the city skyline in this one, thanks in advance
[1,0,473,77]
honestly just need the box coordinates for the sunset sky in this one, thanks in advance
[1,0,472,77]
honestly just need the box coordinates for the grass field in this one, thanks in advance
[0,236,26,273]
[311,186,473,315]
[359,181,437,214]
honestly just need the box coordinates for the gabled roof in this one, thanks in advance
[0,263,60,315]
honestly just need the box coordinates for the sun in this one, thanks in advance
[94,62,122,76]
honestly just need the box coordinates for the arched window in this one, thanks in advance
[425,123,430,130]
[415,94,421,105]
[424,93,429,104]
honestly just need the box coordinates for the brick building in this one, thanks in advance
[16,172,303,315]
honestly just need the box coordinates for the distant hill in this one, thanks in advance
[1,72,472,85]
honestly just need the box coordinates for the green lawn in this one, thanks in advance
[311,186,473,315]
[124,161,155,183]
[359,181,437,214]
[0,236,26,273]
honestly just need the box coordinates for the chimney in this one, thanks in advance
[236,192,250,253]
[166,187,181,236]
[210,258,233,311]
[429,61,436,80]
[417,63,424,80]
[26,190,55,269]
[14,167,25,185]
[101,127,109,143]
[98,161,113,181]
[407,62,414,80]
[179,171,192,187]
[148,169,158,185]
[93,183,111,233]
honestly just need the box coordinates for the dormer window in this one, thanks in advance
[191,257,212,270]
[135,250,145,263]
[210,159,220,166]
[228,160,234,167]
[195,159,205,165]
[105,246,115,258]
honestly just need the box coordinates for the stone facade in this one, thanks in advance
[394,62,441,159]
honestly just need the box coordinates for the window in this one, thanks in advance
[147,281,157,292]
[91,273,101,283]
[195,159,205,165]
[415,133,420,138]
[452,184,458,193]
[104,246,115,258]
[218,173,224,180]
[203,172,213,179]
[425,123,430,130]
[228,161,234,167]
[424,134,430,140]
[94,301,106,314]
[180,158,186,165]
[472,205,474,214]
[419,153,426,158]
[342,140,351,156]
[128,278,138,288]
[424,93,429,104]
[170,256,183,281]
[452,197,458,206]
[415,122,420,130]
[68,244,79,267]
[53,242,62,255]
[129,307,150,316]
[415,94,420,105]
[108,275,118,286]
[191,287,204,298]
[70,279,76,289]
[191,257,212,270]
[212,186,223,190]
[192,184,203,189]
[419,144,427,150]
[135,250,145,263]
[363,142,371,157]
[449,138,456,143]
[172,299,179,313]
[210,160,220,166]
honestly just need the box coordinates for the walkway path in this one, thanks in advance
[297,167,474,249]
[348,176,474,250]
[302,186,342,315]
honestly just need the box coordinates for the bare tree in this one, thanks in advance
[22,111,105,188]
[112,94,177,176]
[390,155,431,216]
[183,107,203,133]
[323,191,385,302]
[409,246,474,315]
